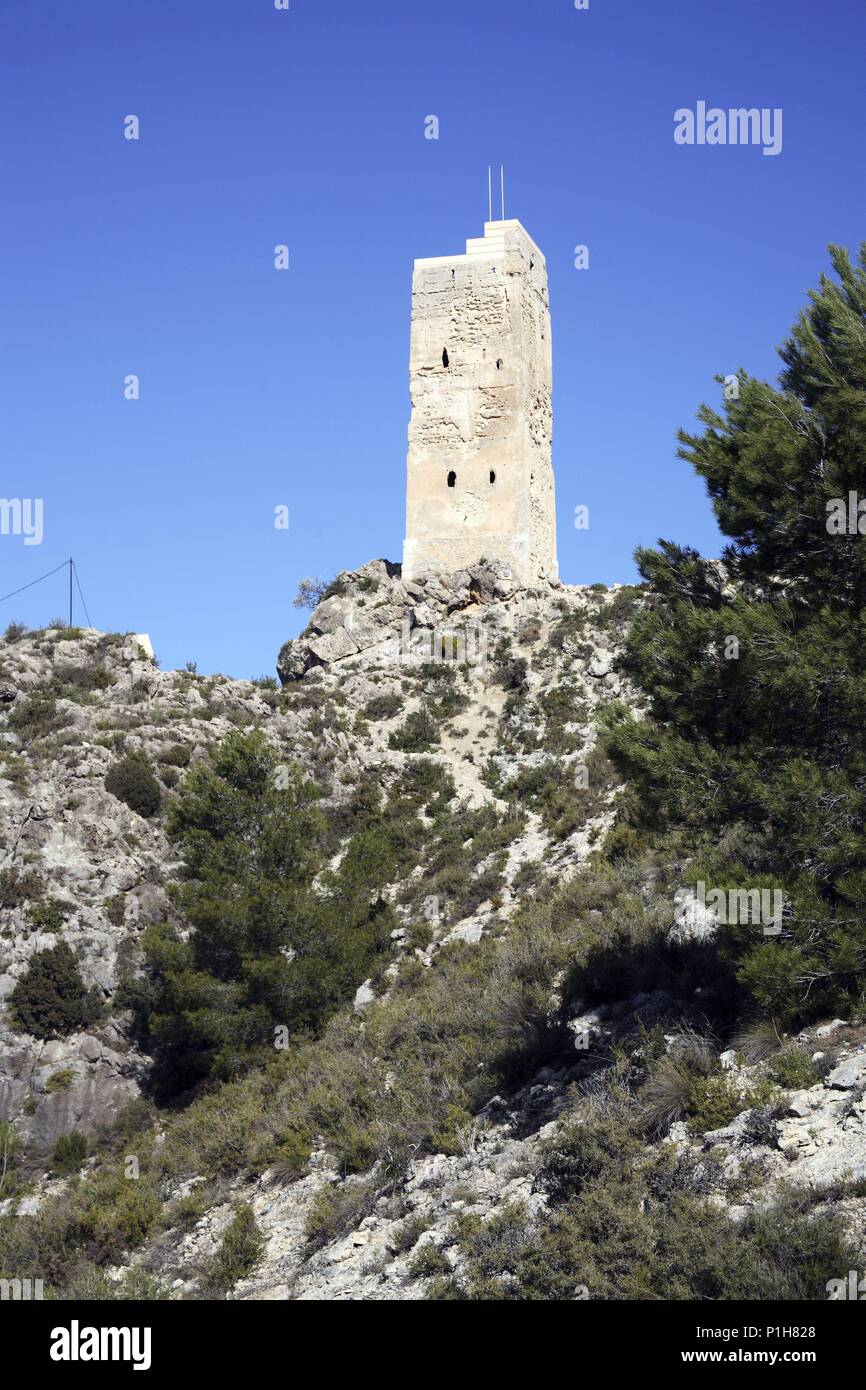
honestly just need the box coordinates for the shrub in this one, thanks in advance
[409,1241,452,1278]
[391,1214,429,1254]
[103,894,126,928]
[595,585,643,633]
[3,621,27,643]
[202,1204,265,1296]
[0,867,43,908]
[62,1266,170,1301]
[640,1032,716,1135]
[26,897,70,933]
[305,1179,377,1252]
[388,707,439,751]
[8,942,103,1039]
[685,1073,751,1133]
[44,1068,76,1093]
[505,755,616,841]
[51,1130,89,1176]
[159,743,192,768]
[767,1044,821,1090]
[267,1130,312,1183]
[742,1099,788,1148]
[293,576,342,611]
[435,1169,855,1302]
[55,664,113,696]
[431,686,468,720]
[364,692,403,721]
[0,1121,22,1199]
[689,1073,779,1136]
[540,1110,642,1203]
[8,692,65,743]
[495,654,528,692]
[0,752,28,792]
[105,754,162,818]
[78,1176,162,1259]
[602,824,644,862]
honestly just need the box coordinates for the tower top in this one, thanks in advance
[414,219,546,272]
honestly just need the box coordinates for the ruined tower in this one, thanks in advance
[402,219,558,587]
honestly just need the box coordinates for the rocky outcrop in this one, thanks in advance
[278,558,538,684]
[0,1031,143,1149]
[692,1031,866,1195]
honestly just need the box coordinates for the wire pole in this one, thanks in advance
[0,557,91,629]
[73,562,92,628]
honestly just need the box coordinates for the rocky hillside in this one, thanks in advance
[184,1018,866,1301]
[1,561,864,1300]
[0,561,624,1145]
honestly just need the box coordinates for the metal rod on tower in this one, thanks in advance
[500,165,505,221]
[69,559,73,627]
[488,166,492,223]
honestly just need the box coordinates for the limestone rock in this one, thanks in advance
[588,653,612,679]
[669,895,718,945]
[826,1051,866,1090]
[353,980,376,1013]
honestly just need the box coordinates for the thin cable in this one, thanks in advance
[72,562,93,629]
[0,560,69,606]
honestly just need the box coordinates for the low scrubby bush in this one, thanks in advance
[105,753,162,818]
[201,1205,264,1296]
[388,706,439,751]
[8,943,103,1039]
[51,1131,89,1176]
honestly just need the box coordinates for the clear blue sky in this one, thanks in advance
[1,0,864,677]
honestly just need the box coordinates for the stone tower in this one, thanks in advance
[402,219,558,588]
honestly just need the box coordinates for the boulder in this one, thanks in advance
[826,1051,866,1090]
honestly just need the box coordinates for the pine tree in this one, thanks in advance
[137,731,402,1095]
[603,244,866,1024]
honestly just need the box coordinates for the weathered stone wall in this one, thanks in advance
[402,220,558,588]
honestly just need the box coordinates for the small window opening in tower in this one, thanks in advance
[442,348,449,368]
[496,358,503,370]
[489,470,496,484]
[447,470,456,488]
